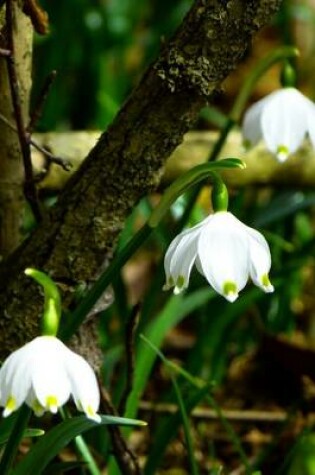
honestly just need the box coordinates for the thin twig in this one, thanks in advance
[99,385,141,475]
[0,112,72,171]
[28,70,57,133]
[119,303,141,415]
[5,0,42,221]
[30,139,72,171]
[139,401,288,423]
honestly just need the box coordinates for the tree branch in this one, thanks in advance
[0,0,282,358]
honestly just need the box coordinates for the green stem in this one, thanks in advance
[171,376,200,475]
[60,160,243,342]
[140,335,200,475]
[230,45,298,122]
[211,172,229,212]
[60,408,101,475]
[74,435,101,475]
[25,268,62,336]
[177,46,298,229]
[141,335,251,475]
[0,405,31,475]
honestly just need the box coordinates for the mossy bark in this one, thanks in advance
[0,0,282,358]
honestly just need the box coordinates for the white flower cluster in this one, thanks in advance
[242,87,315,162]
[0,336,100,421]
[164,211,273,302]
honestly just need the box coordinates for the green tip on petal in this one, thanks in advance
[85,405,101,423]
[3,396,17,417]
[174,275,185,294]
[163,276,174,291]
[46,395,59,414]
[223,281,238,303]
[261,274,274,293]
[276,144,289,162]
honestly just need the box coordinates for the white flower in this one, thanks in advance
[163,211,274,302]
[242,87,315,162]
[0,336,101,422]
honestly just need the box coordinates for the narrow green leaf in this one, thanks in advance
[125,287,215,420]
[12,415,146,475]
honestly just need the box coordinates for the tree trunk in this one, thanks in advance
[0,1,32,257]
[0,0,282,358]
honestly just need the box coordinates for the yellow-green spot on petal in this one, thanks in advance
[223,281,238,302]
[261,273,274,293]
[86,405,96,417]
[176,275,185,289]
[4,396,16,416]
[85,405,101,423]
[46,395,58,413]
[32,399,45,416]
[261,274,271,287]
[276,144,289,161]
[168,276,175,287]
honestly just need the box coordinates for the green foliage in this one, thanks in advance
[12,415,145,475]
[1,0,314,473]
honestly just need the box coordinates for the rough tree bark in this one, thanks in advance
[0,0,282,358]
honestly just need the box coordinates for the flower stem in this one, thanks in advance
[74,435,101,475]
[177,46,298,229]
[60,160,244,341]
[0,405,31,475]
[230,45,298,122]
[25,268,62,336]
[61,407,101,475]
[211,172,229,212]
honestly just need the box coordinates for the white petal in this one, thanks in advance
[0,343,34,415]
[164,219,208,293]
[306,101,315,148]
[242,95,271,147]
[64,350,100,422]
[197,212,250,301]
[29,337,71,412]
[261,88,308,160]
[244,225,274,293]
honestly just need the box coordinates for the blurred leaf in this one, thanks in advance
[13,415,146,475]
[253,192,315,227]
[125,288,215,419]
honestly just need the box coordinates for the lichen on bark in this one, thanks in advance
[0,0,282,359]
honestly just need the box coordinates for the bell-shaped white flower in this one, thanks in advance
[164,211,274,302]
[0,336,101,421]
[242,87,315,162]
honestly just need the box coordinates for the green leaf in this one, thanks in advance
[125,287,215,420]
[0,427,44,446]
[12,415,146,475]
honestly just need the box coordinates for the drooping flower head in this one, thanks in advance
[164,211,274,302]
[242,87,315,162]
[0,336,100,421]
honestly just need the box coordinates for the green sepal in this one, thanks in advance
[24,268,62,337]
[280,60,297,88]
[211,172,229,212]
